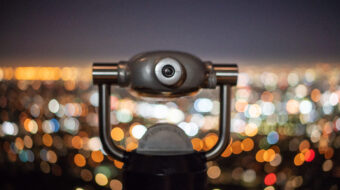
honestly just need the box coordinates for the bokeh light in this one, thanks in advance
[264,173,277,186]
[0,65,339,189]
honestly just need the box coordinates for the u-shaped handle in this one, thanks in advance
[205,84,231,160]
[97,83,233,161]
[98,84,126,161]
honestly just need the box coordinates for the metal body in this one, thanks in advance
[93,51,238,161]
[93,51,238,189]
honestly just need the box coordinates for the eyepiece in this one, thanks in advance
[155,57,185,87]
[161,65,175,78]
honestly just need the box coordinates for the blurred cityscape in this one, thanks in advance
[0,64,339,190]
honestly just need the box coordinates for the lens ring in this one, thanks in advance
[155,57,184,86]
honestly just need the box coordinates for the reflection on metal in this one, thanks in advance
[205,85,231,160]
[98,84,125,161]
[213,64,238,85]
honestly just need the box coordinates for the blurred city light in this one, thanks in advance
[0,64,339,189]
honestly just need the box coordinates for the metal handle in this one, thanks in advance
[204,64,237,160]
[213,64,238,86]
[93,62,130,86]
[93,58,238,162]
[205,84,231,160]
[97,84,233,161]
[98,84,126,161]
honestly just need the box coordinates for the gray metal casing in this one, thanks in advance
[128,51,211,97]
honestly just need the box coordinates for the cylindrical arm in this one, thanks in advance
[93,63,119,84]
[99,84,125,161]
[205,85,231,160]
[93,63,130,86]
[213,64,238,86]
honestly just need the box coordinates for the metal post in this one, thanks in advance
[98,84,125,161]
[205,85,231,160]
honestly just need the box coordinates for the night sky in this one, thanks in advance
[1,0,340,66]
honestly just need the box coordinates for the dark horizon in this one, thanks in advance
[1,0,340,66]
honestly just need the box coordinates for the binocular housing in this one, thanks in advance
[93,51,237,97]
[92,51,238,190]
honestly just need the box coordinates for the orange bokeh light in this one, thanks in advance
[71,136,83,149]
[263,149,276,162]
[221,145,233,158]
[256,149,266,163]
[294,153,305,166]
[203,133,218,151]
[114,160,124,169]
[191,138,204,151]
[299,140,310,152]
[311,89,321,102]
[91,151,104,163]
[231,141,243,155]
[74,153,86,167]
[42,134,53,147]
[111,127,124,141]
[241,138,254,152]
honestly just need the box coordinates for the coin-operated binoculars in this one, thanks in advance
[92,51,238,190]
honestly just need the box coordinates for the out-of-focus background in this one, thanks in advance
[0,65,339,190]
[1,0,340,190]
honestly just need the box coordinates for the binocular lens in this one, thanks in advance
[162,65,175,78]
[154,57,184,86]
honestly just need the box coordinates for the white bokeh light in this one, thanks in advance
[178,122,199,137]
[194,98,213,113]
[48,99,60,113]
[131,124,147,139]
[299,100,313,114]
